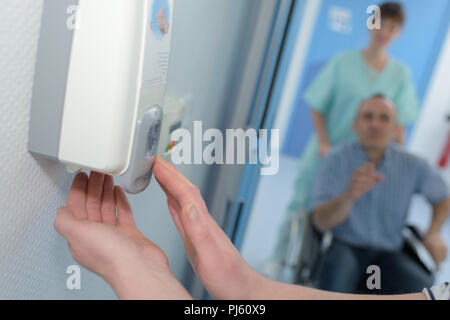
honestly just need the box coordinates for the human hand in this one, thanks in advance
[54,172,192,300]
[319,143,331,158]
[423,232,447,269]
[156,8,170,35]
[346,162,384,201]
[153,157,265,300]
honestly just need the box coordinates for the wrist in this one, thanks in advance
[425,222,442,237]
[425,229,441,239]
[319,140,330,148]
[246,273,275,300]
[343,190,357,204]
[106,259,152,299]
[107,259,192,300]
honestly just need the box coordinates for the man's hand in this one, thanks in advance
[153,157,265,300]
[423,232,447,269]
[54,172,192,300]
[346,162,384,201]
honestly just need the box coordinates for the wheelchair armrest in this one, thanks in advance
[402,225,436,275]
[292,211,332,285]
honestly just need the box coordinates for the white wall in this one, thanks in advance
[0,0,259,299]
[0,0,114,299]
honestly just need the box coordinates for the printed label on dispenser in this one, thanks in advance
[141,0,174,88]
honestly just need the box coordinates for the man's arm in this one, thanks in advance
[312,193,354,232]
[416,158,450,268]
[313,162,384,232]
[427,197,450,235]
[423,197,450,268]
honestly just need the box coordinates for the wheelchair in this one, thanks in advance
[281,210,436,288]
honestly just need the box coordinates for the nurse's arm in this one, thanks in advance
[311,109,331,157]
[394,125,405,145]
[155,157,426,300]
[255,279,427,300]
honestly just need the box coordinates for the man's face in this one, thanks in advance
[353,97,397,150]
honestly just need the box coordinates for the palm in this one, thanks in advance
[55,173,169,278]
[153,158,262,299]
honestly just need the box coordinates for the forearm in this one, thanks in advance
[252,277,427,300]
[427,197,450,235]
[313,192,354,231]
[311,110,330,146]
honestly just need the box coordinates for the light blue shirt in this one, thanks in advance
[312,142,449,251]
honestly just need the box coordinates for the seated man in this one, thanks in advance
[312,95,450,294]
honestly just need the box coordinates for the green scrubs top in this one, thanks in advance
[272,50,419,261]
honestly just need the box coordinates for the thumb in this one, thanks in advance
[54,207,79,240]
[179,203,216,263]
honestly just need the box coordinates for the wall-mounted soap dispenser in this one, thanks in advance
[28,0,174,194]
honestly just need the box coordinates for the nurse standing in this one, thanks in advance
[271,2,420,266]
